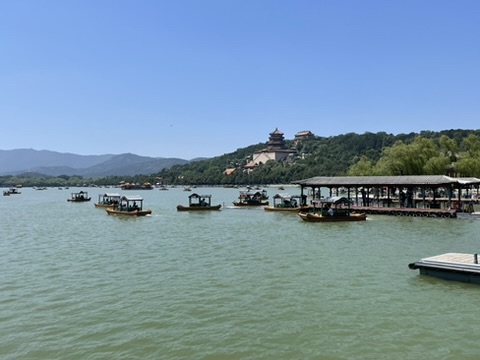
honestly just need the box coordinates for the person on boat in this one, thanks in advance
[322,203,329,215]
[406,189,413,208]
[465,201,474,213]
[301,194,307,206]
[361,188,367,206]
[327,205,334,216]
[399,190,405,208]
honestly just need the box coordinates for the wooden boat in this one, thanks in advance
[298,196,367,222]
[264,194,310,212]
[299,211,367,222]
[94,193,121,208]
[409,253,480,284]
[106,195,152,216]
[4,187,21,195]
[177,193,221,211]
[233,190,269,206]
[455,202,480,219]
[456,211,480,220]
[67,191,91,202]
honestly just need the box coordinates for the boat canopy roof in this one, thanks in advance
[240,190,265,196]
[189,193,211,199]
[322,196,352,205]
[314,196,352,205]
[120,195,144,201]
[102,193,121,197]
[272,193,301,200]
[456,177,480,185]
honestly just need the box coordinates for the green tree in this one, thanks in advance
[456,134,480,176]
[348,156,376,176]
[374,137,439,175]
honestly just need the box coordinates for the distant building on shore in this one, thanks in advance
[251,128,295,165]
[223,168,236,176]
[294,130,315,145]
[223,128,313,176]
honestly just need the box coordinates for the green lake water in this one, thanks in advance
[2,186,480,359]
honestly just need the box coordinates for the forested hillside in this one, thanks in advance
[155,129,480,185]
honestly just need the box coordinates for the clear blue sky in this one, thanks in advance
[2,0,479,160]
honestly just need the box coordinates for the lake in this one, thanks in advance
[1,186,480,359]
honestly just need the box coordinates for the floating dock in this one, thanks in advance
[292,175,480,219]
[351,206,457,218]
[409,253,480,284]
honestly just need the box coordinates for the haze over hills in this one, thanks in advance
[0,149,191,177]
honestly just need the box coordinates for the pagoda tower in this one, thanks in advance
[267,128,286,151]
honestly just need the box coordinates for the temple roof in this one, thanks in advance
[270,128,284,136]
[295,130,314,137]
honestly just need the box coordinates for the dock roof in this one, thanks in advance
[292,175,480,187]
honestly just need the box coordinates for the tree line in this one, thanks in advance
[1,129,480,187]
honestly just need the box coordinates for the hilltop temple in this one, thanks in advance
[224,128,314,175]
[294,130,315,145]
[250,128,295,165]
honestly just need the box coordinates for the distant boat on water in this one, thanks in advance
[67,191,91,202]
[121,182,154,190]
[106,195,152,216]
[177,193,221,211]
[3,188,21,196]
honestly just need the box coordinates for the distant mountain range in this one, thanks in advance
[0,149,193,177]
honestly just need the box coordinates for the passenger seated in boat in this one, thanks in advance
[322,203,329,215]
[327,206,334,216]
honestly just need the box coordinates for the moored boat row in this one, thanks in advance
[63,188,368,221]
[120,182,154,190]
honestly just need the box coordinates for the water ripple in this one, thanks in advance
[2,188,480,359]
